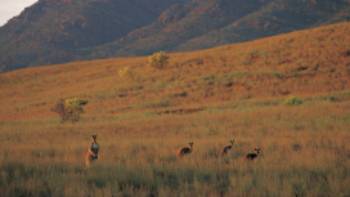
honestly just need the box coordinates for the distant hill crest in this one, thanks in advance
[0,0,349,71]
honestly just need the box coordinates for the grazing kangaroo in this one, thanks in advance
[222,139,235,156]
[246,147,261,160]
[85,135,100,168]
[177,142,194,157]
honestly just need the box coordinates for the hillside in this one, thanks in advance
[0,0,183,70]
[0,0,350,71]
[0,22,349,121]
[94,0,350,54]
[0,22,349,197]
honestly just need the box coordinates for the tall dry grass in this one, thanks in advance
[0,94,349,196]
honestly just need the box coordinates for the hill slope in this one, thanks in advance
[0,0,350,71]
[0,22,349,121]
[94,0,350,54]
[1,22,350,197]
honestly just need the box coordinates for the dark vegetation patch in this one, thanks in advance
[157,107,205,115]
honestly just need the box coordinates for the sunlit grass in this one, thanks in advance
[0,94,349,196]
[0,22,349,196]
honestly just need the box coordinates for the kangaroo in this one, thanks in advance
[85,134,100,168]
[222,139,235,156]
[246,147,261,160]
[177,142,194,157]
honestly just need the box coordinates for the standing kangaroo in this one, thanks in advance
[222,139,235,156]
[85,135,100,168]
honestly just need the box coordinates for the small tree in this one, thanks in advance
[118,66,140,82]
[52,98,88,123]
[148,51,169,69]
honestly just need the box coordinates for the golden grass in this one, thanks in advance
[0,22,350,196]
[0,97,349,196]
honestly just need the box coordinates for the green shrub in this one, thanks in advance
[284,96,303,106]
[148,51,169,69]
[52,98,88,122]
[118,67,141,82]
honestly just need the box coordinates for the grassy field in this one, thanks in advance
[0,22,350,196]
